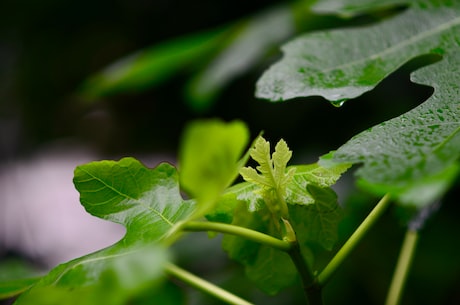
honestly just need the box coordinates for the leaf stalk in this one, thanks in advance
[165,263,253,305]
[385,229,419,305]
[317,194,392,286]
[181,221,291,251]
[287,241,322,305]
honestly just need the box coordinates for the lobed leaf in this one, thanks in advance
[233,156,350,210]
[334,53,460,205]
[14,159,195,304]
[257,0,460,206]
[239,138,272,188]
[240,137,295,218]
[272,140,294,187]
[256,1,460,103]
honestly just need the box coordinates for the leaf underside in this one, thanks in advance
[256,0,460,205]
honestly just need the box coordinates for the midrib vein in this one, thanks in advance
[79,168,174,226]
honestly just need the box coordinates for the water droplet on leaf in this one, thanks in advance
[331,99,347,107]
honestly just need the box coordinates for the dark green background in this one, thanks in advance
[0,1,459,304]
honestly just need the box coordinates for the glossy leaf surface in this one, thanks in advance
[334,54,460,205]
[257,0,460,205]
[14,159,195,304]
[257,2,460,103]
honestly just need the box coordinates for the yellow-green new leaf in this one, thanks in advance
[240,137,295,219]
[179,119,250,219]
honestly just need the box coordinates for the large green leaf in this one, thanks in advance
[257,1,460,103]
[14,159,195,304]
[75,159,195,241]
[334,54,460,206]
[256,0,460,205]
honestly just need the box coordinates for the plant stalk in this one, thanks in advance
[165,263,254,305]
[385,229,419,305]
[288,242,322,305]
[317,194,392,286]
[181,221,291,251]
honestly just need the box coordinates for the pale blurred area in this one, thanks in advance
[0,143,121,268]
[0,139,175,269]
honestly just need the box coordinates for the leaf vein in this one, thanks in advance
[79,168,137,201]
[320,13,460,74]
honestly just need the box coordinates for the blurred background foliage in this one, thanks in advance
[0,0,459,304]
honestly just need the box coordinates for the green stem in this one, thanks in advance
[181,221,291,252]
[165,263,253,305]
[317,194,392,286]
[182,221,319,303]
[288,242,322,305]
[385,230,419,305]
